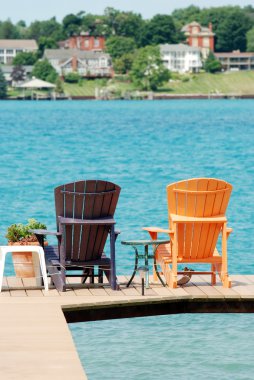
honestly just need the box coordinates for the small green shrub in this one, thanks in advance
[64,72,81,83]
[6,219,47,243]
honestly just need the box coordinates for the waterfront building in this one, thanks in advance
[182,21,215,58]
[44,49,113,77]
[0,40,38,64]
[160,43,202,73]
[1,65,33,84]
[58,33,105,52]
[214,50,254,71]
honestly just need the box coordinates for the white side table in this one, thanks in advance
[0,245,48,292]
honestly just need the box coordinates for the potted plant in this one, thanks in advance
[6,219,47,278]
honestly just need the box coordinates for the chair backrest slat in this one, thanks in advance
[167,178,232,260]
[54,180,121,262]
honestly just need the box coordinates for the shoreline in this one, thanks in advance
[4,93,254,101]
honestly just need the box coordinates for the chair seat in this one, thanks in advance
[155,244,222,264]
[45,245,111,267]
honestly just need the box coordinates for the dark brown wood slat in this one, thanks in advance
[89,181,108,257]
[79,181,97,261]
[72,181,86,261]
[98,182,120,254]
[63,183,75,261]
[54,185,64,231]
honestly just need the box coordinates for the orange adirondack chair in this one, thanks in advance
[144,178,233,288]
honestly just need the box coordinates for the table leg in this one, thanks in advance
[154,244,166,286]
[145,245,149,288]
[127,246,139,287]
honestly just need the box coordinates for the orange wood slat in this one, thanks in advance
[183,180,197,260]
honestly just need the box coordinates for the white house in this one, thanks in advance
[44,49,113,78]
[160,44,202,73]
[0,40,38,64]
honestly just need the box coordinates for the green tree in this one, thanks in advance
[204,52,222,73]
[0,68,7,98]
[172,5,201,26]
[32,60,57,83]
[140,14,177,46]
[55,77,64,94]
[130,46,170,90]
[38,36,58,57]
[0,20,20,39]
[105,36,136,59]
[113,52,134,74]
[246,27,254,51]
[12,52,38,66]
[62,13,82,36]
[28,18,64,41]
[11,65,25,83]
[114,11,144,40]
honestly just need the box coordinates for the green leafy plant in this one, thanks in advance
[6,219,47,243]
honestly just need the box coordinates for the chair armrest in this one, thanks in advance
[29,229,62,236]
[170,214,227,224]
[58,216,116,226]
[143,227,171,234]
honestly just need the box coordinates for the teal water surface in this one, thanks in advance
[0,100,254,379]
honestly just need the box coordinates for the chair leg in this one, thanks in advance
[211,264,216,285]
[0,250,6,292]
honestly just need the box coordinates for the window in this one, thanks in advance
[192,38,198,47]
[0,49,4,54]
[94,39,100,48]
[203,38,210,48]
[16,49,23,54]
[84,39,89,48]
[6,49,14,54]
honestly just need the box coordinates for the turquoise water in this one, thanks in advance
[1,100,254,379]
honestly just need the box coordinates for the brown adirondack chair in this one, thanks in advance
[144,178,232,288]
[32,180,121,291]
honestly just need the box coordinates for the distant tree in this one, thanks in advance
[105,36,136,58]
[204,52,222,73]
[0,68,7,98]
[103,7,120,35]
[12,52,38,66]
[38,36,58,57]
[113,52,134,74]
[215,10,251,52]
[172,5,201,26]
[114,12,144,40]
[62,13,82,36]
[0,19,20,39]
[11,65,25,83]
[246,27,254,51]
[32,60,57,83]
[28,18,64,41]
[130,46,170,90]
[140,14,177,46]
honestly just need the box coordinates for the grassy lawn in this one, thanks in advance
[63,78,135,97]
[159,71,254,95]
[9,71,254,98]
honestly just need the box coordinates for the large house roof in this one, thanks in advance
[160,43,201,53]
[181,22,215,36]
[215,51,254,58]
[0,40,37,49]
[44,49,110,60]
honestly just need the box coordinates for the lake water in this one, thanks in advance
[0,100,254,379]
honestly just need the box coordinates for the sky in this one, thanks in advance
[2,0,254,23]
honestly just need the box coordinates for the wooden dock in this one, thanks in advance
[1,274,254,379]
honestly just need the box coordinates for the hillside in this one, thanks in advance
[61,71,254,97]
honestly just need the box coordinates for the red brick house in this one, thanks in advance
[182,21,215,58]
[58,33,105,52]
